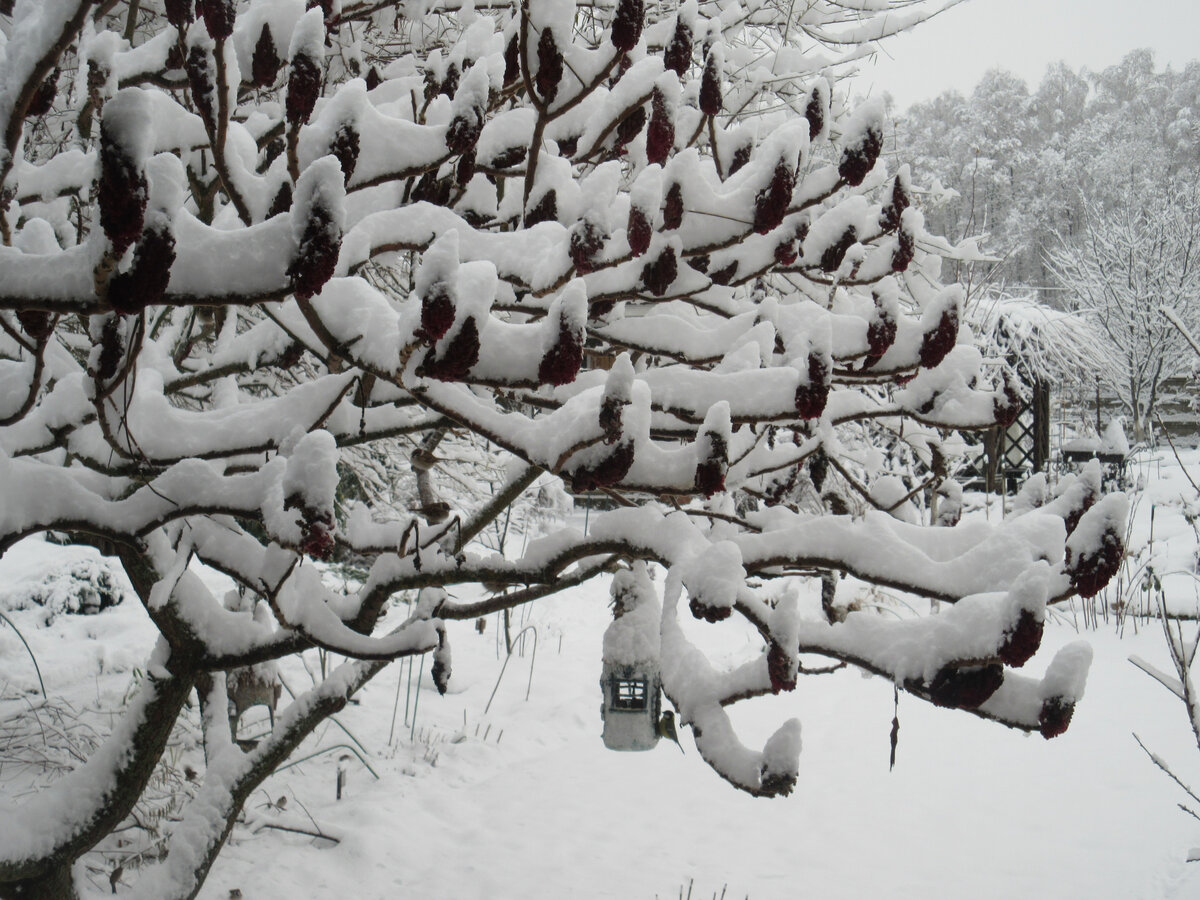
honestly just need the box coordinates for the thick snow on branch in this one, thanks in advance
[0,0,1118,892]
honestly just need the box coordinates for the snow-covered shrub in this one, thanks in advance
[0,1,1125,896]
[1,560,126,621]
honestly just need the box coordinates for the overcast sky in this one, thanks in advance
[859,0,1200,110]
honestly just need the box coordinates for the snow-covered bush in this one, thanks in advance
[1,559,126,620]
[0,1,1124,897]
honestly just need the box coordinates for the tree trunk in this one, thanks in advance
[0,865,79,900]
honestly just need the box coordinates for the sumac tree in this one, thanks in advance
[0,1,1123,897]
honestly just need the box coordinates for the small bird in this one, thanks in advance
[657,710,685,753]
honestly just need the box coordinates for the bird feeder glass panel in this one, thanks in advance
[613,677,647,710]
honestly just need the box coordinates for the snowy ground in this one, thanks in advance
[5,451,1200,899]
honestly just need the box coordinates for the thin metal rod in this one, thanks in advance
[404,653,414,725]
[278,673,371,758]
[0,611,45,699]
[388,657,404,745]
[276,743,380,779]
[410,654,425,742]
[484,625,539,714]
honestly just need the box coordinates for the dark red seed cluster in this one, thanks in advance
[838,119,883,187]
[728,142,752,177]
[525,189,558,226]
[569,219,606,274]
[599,394,624,443]
[489,145,527,170]
[891,224,915,273]
[880,175,910,233]
[753,159,795,235]
[998,609,1043,668]
[286,51,322,125]
[767,642,796,694]
[1066,525,1124,599]
[251,24,281,88]
[297,505,335,560]
[412,171,450,206]
[693,457,725,498]
[536,28,563,104]
[918,303,958,369]
[759,766,797,798]
[688,596,731,623]
[645,89,674,165]
[198,0,235,39]
[446,108,482,155]
[288,203,341,301]
[186,43,216,131]
[699,51,721,116]
[687,253,709,274]
[503,32,520,86]
[571,440,634,492]
[993,373,1023,427]
[927,663,1003,710]
[609,54,632,89]
[1038,696,1074,739]
[794,353,830,419]
[694,430,727,497]
[558,135,580,157]
[95,315,126,383]
[432,651,451,695]
[641,245,677,296]
[819,225,856,274]
[808,448,829,491]
[456,147,476,185]
[165,0,192,28]
[1063,484,1097,539]
[764,466,799,507]
[98,126,148,257]
[26,69,57,118]
[615,105,647,150]
[610,0,644,53]
[16,311,53,341]
[866,294,897,359]
[418,283,455,343]
[421,316,481,381]
[627,207,651,256]
[440,62,460,99]
[663,17,692,76]
[268,181,293,217]
[108,224,177,315]
[538,316,584,386]
[708,260,737,285]
[330,123,360,184]
[774,238,797,266]
[804,86,825,142]
[663,182,683,229]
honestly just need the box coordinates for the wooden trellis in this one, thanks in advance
[966,380,1051,492]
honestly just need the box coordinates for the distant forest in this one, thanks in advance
[887,49,1200,297]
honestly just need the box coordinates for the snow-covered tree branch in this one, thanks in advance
[0,0,1124,896]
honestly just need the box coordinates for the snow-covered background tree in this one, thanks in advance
[1045,182,1200,441]
[898,50,1200,297]
[0,1,1126,897]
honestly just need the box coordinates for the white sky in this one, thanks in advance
[859,0,1200,110]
